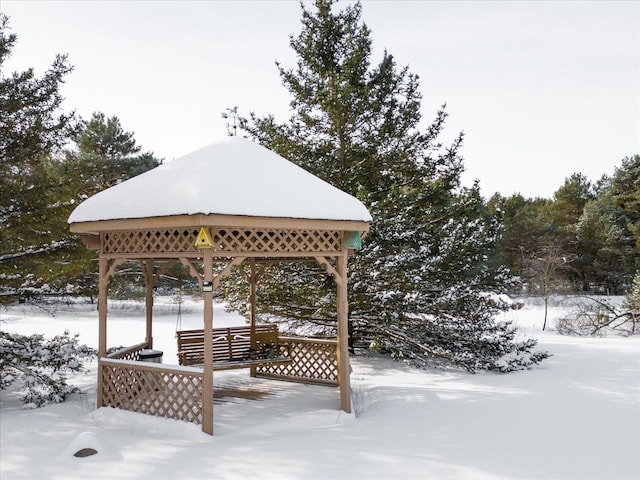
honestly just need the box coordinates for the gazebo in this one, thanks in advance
[67,137,371,435]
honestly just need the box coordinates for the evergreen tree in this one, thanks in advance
[0,16,161,303]
[547,173,594,289]
[577,156,640,293]
[0,15,81,304]
[225,0,547,372]
[62,112,161,196]
[0,330,96,407]
[549,173,594,231]
[57,113,161,300]
[488,193,553,280]
[0,15,75,178]
[489,159,637,295]
[610,155,640,261]
[76,111,139,158]
[577,186,624,292]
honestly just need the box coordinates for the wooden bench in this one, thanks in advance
[176,324,291,370]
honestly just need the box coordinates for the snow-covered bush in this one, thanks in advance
[369,287,550,373]
[0,331,96,408]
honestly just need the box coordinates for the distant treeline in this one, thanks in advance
[487,160,639,295]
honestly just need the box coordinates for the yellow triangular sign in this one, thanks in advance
[195,227,214,249]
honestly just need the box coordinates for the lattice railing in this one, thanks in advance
[100,358,203,424]
[101,228,342,255]
[106,342,148,361]
[211,229,342,254]
[102,229,200,255]
[255,337,338,385]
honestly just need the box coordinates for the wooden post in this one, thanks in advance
[144,260,154,349]
[249,259,257,377]
[96,257,125,409]
[97,256,108,408]
[336,252,351,413]
[250,259,257,329]
[202,249,214,435]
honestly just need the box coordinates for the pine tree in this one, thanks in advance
[0,330,96,407]
[226,0,547,372]
[57,113,161,300]
[610,155,640,270]
[577,156,640,293]
[62,112,161,196]
[0,15,82,304]
[0,15,160,303]
[0,15,75,177]
[488,193,554,282]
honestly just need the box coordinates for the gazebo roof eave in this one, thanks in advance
[69,213,371,236]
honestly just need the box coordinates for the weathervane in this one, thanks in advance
[221,106,247,136]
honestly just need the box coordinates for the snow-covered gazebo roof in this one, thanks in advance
[68,136,371,229]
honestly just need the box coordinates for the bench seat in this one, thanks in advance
[176,324,290,370]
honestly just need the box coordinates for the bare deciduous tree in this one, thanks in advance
[524,243,576,330]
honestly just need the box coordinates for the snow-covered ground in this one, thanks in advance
[1,297,639,480]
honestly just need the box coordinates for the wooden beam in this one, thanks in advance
[79,233,100,249]
[70,213,370,235]
[212,256,246,289]
[155,259,177,277]
[179,258,203,288]
[99,250,348,260]
[105,258,125,279]
[314,256,343,287]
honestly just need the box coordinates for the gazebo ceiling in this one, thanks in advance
[67,137,372,230]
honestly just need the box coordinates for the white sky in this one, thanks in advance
[2,0,638,199]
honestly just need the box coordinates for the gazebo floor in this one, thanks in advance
[213,377,279,403]
[211,369,329,405]
[210,371,347,436]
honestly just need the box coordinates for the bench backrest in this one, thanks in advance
[177,325,280,366]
